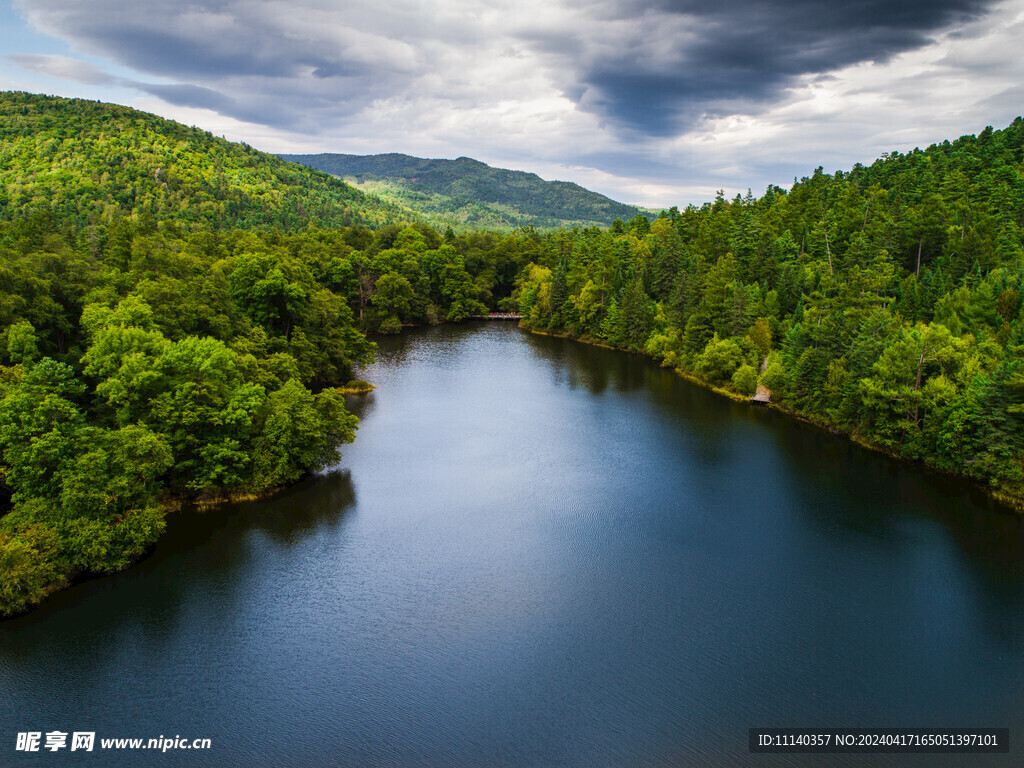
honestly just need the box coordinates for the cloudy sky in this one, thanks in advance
[3,0,1023,207]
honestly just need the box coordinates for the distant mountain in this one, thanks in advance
[278,152,647,230]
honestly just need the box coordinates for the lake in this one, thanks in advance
[2,323,1022,766]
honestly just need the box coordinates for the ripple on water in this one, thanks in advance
[2,323,1023,768]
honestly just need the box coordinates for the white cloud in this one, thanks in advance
[7,53,115,84]
[654,0,1024,197]
[6,0,1024,207]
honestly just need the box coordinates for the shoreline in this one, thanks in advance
[7,316,1019,621]
[1,471,328,621]
[1,383,377,621]
[524,324,1024,515]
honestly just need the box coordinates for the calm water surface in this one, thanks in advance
[2,324,1023,767]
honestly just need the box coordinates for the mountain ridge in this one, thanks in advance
[0,91,411,231]
[279,151,648,230]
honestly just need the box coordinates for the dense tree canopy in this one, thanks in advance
[279,152,649,231]
[2,92,1023,617]
[0,207,539,616]
[0,92,408,230]
[515,119,1024,508]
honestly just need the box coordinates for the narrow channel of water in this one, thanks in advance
[2,323,1022,766]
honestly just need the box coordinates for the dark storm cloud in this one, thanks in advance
[139,83,236,113]
[20,1,405,80]
[16,0,999,139]
[531,0,995,134]
[8,52,298,128]
[81,27,294,79]
[138,83,304,129]
[16,0,417,129]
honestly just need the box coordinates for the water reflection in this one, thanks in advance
[0,469,357,644]
[2,324,1022,768]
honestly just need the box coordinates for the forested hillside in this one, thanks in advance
[2,92,1023,617]
[0,94,537,616]
[0,92,408,230]
[514,120,1024,506]
[279,152,645,230]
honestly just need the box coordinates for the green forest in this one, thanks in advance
[1,91,1023,617]
[0,92,410,231]
[514,124,1024,509]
